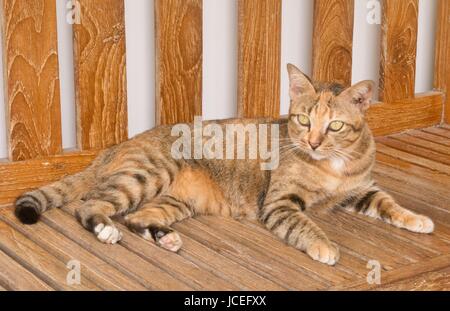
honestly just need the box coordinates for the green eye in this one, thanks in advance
[297,115,310,126]
[329,121,344,132]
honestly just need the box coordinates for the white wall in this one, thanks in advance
[0,0,439,159]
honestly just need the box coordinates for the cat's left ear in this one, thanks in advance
[339,80,375,112]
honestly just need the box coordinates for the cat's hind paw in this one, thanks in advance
[94,223,123,244]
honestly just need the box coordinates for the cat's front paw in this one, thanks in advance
[400,213,434,234]
[306,240,340,266]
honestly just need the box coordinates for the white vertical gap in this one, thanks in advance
[124,0,155,138]
[202,0,238,121]
[56,0,76,149]
[0,23,6,159]
[415,0,438,93]
[280,0,314,115]
[352,0,382,100]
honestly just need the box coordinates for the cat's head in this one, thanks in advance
[286,64,374,160]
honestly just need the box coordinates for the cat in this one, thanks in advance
[14,64,434,266]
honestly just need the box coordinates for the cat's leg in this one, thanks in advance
[76,199,123,244]
[259,193,339,265]
[125,195,194,252]
[344,186,434,233]
[76,168,167,244]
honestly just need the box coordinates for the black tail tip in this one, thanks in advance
[15,202,40,224]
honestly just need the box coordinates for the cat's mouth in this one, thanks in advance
[307,150,328,161]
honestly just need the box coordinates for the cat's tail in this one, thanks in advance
[14,168,97,225]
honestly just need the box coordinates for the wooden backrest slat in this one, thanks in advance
[312,0,354,87]
[238,0,281,118]
[155,0,203,125]
[1,0,62,161]
[379,0,419,102]
[73,0,128,150]
[434,0,450,124]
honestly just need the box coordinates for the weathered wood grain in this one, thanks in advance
[43,208,191,290]
[238,0,281,118]
[422,127,450,139]
[408,129,450,146]
[0,248,52,290]
[379,0,419,102]
[377,136,450,165]
[1,0,62,161]
[73,0,128,150]
[434,0,450,123]
[155,0,202,125]
[312,0,354,86]
[201,216,360,283]
[367,92,443,136]
[391,133,450,155]
[0,151,96,205]
[338,254,450,290]
[0,207,146,290]
[176,218,315,290]
[0,220,99,290]
[62,201,240,290]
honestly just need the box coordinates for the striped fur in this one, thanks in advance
[14,64,434,264]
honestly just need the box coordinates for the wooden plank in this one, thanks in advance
[0,220,99,290]
[202,217,364,282]
[73,0,128,150]
[42,208,191,290]
[379,0,419,102]
[373,173,450,213]
[408,129,450,147]
[367,92,443,136]
[422,127,450,139]
[0,248,52,290]
[377,137,450,165]
[155,0,202,125]
[1,0,62,161]
[62,201,241,290]
[176,219,318,290]
[238,0,281,118]
[337,254,450,290]
[312,0,354,86]
[241,219,370,278]
[0,151,96,205]
[375,153,450,192]
[0,207,146,290]
[376,143,450,175]
[332,208,450,255]
[309,216,408,270]
[175,230,285,290]
[391,133,450,155]
[309,210,434,263]
[379,266,450,290]
[434,0,450,123]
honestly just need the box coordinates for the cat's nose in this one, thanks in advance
[308,141,321,150]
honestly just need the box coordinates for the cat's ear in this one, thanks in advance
[339,80,375,112]
[287,64,315,100]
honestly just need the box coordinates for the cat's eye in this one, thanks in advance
[328,121,344,132]
[297,115,310,127]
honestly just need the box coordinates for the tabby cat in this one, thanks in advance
[14,64,434,265]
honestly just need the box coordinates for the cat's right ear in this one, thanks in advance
[287,64,316,100]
